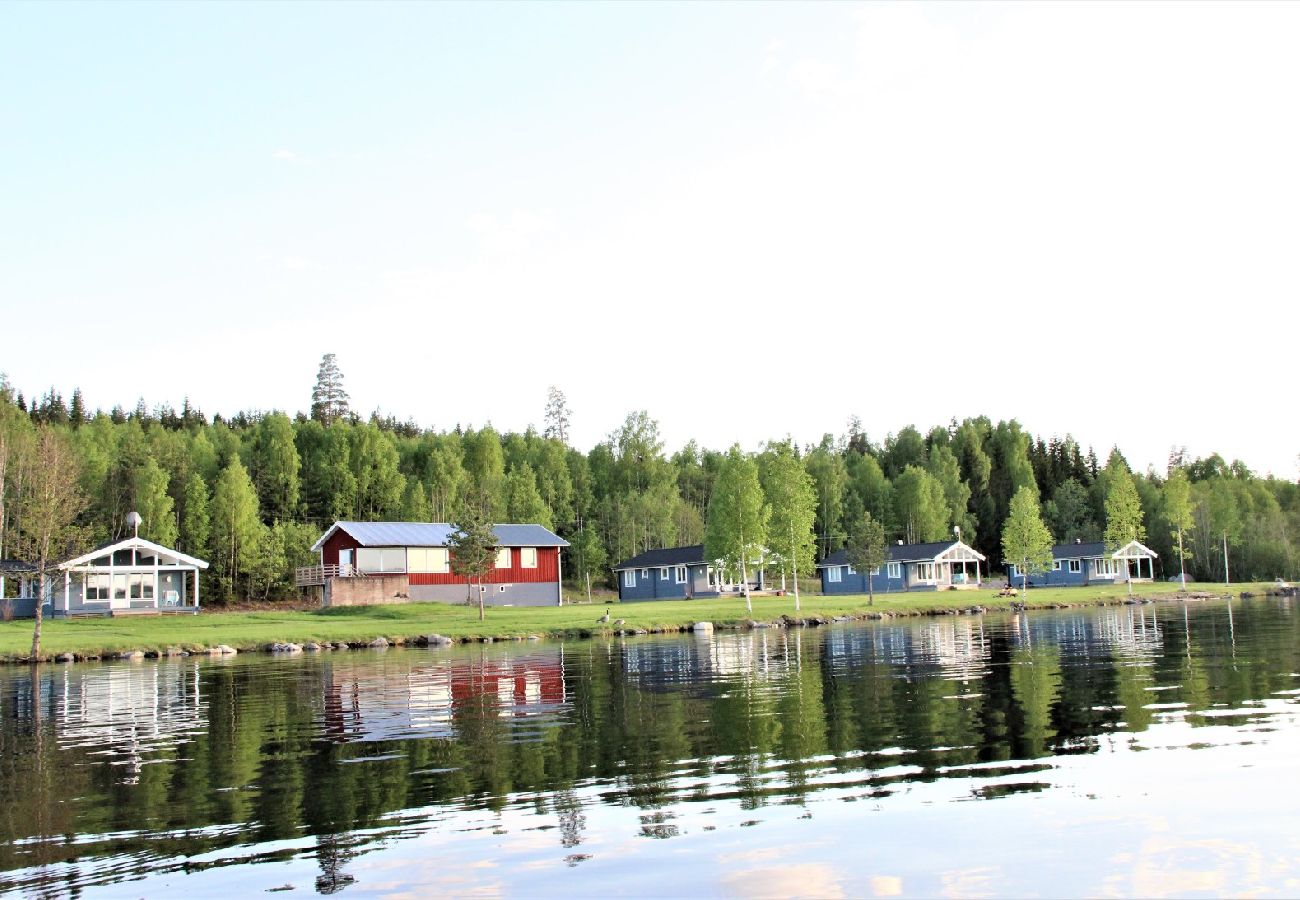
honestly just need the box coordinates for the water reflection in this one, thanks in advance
[0,598,1296,897]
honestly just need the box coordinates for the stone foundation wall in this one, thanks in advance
[323,575,411,608]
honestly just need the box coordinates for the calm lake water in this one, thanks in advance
[1,598,1298,898]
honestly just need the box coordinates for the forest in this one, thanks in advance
[1,358,1296,604]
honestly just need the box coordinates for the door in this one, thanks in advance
[339,549,353,576]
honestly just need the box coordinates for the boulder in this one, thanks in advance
[303,642,322,651]
[369,637,390,649]
[216,645,237,655]
[691,621,714,632]
[424,634,454,646]
[120,650,145,660]
[56,652,75,663]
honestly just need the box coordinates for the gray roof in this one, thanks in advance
[1052,541,1107,559]
[818,540,982,568]
[313,521,569,552]
[0,558,36,575]
[613,545,706,571]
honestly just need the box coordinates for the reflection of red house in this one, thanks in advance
[323,654,567,743]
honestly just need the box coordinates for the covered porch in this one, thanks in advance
[55,537,209,617]
[1111,540,1158,583]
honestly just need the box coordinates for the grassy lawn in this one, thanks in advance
[0,581,1257,662]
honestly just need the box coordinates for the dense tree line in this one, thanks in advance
[1,369,1296,604]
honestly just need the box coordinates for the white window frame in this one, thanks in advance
[496,547,512,569]
[870,566,881,576]
[887,562,901,579]
[521,547,538,569]
[827,566,842,583]
[676,566,687,584]
[916,562,935,582]
[640,568,648,579]
[1052,560,1062,571]
[660,567,670,580]
[846,565,856,575]
[1068,559,1081,574]
[623,570,636,588]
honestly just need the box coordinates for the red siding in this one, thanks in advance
[409,546,560,586]
[322,530,361,567]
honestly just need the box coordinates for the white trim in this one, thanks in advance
[827,566,842,583]
[660,567,670,580]
[61,536,209,570]
[887,562,901,579]
[675,566,687,584]
[1052,560,1062,571]
[1068,559,1081,573]
[1111,540,1159,560]
[521,547,538,569]
[623,570,636,588]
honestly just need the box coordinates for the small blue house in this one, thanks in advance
[1009,539,1158,588]
[817,539,987,595]
[613,545,765,602]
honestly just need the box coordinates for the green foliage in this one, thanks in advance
[180,473,210,557]
[704,446,769,609]
[132,456,177,547]
[892,465,949,544]
[1103,460,1146,550]
[310,353,350,425]
[505,464,553,529]
[1002,486,1054,582]
[760,444,817,587]
[210,457,262,602]
[447,504,498,620]
[844,511,887,603]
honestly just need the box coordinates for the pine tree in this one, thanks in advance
[447,504,497,620]
[310,353,351,426]
[844,511,887,605]
[69,388,87,428]
[543,386,572,444]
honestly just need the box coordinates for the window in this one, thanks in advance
[624,570,636,587]
[827,566,842,583]
[113,574,128,600]
[1052,560,1062,571]
[1096,559,1117,577]
[498,585,508,593]
[870,566,881,576]
[660,567,670,580]
[640,568,648,579]
[1068,559,1081,574]
[496,547,512,568]
[707,567,716,586]
[887,562,901,579]
[128,574,154,601]
[408,548,450,574]
[84,574,109,600]
[676,566,687,584]
[846,565,856,575]
[916,562,935,581]
[521,548,538,569]
[1009,564,1019,577]
[358,547,407,573]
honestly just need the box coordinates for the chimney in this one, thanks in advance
[897,539,904,546]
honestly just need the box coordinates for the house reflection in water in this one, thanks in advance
[321,651,568,744]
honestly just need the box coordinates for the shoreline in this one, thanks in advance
[0,582,1282,665]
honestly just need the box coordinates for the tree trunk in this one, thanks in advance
[1177,527,1186,590]
[30,552,46,660]
[478,579,485,621]
[791,524,801,613]
[868,570,874,606]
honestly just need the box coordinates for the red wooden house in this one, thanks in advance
[302,521,569,607]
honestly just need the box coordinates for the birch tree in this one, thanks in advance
[845,511,887,606]
[760,445,817,611]
[704,446,769,613]
[17,427,87,658]
[1163,468,1194,589]
[1002,486,1054,591]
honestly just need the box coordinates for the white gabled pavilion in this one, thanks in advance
[54,536,209,616]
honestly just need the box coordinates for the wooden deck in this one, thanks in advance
[59,606,201,618]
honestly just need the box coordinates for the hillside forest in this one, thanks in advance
[1,363,1296,603]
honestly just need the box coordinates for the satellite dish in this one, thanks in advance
[126,511,142,538]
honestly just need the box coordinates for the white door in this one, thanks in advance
[339,549,353,576]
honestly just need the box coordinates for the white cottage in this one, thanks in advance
[48,536,209,617]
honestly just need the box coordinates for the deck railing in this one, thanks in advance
[295,564,360,587]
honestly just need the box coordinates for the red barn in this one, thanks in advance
[302,521,569,607]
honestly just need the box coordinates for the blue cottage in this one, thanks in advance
[613,545,764,602]
[1009,539,1158,588]
[817,539,987,595]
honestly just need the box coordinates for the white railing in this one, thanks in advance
[294,564,360,587]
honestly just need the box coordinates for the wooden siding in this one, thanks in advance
[321,529,362,568]
[409,546,560,586]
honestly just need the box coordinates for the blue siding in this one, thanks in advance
[619,563,714,602]
[1009,558,1099,588]
[819,566,908,596]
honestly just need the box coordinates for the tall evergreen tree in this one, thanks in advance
[310,353,351,426]
[543,386,571,444]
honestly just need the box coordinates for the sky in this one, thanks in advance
[2,1,1297,478]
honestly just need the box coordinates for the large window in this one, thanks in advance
[827,567,842,583]
[1095,559,1118,576]
[408,548,450,574]
[521,548,538,569]
[84,574,109,600]
[128,574,154,601]
[887,562,901,579]
[623,570,636,588]
[358,547,407,574]
[676,566,687,584]
[916,562,935,581]
[496,547,512,568]
[1068,559,1081,574]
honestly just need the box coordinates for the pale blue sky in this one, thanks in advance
[2,2,1297,477]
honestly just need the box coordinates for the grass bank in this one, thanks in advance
[0,581,1265,662]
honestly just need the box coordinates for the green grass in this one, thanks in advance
[0,581,1260,662]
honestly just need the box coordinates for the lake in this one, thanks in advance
[1,597,1297,898]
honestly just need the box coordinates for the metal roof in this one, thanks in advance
[613,545,707,571]
[312,521,569,552]
[818,540,982,568]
